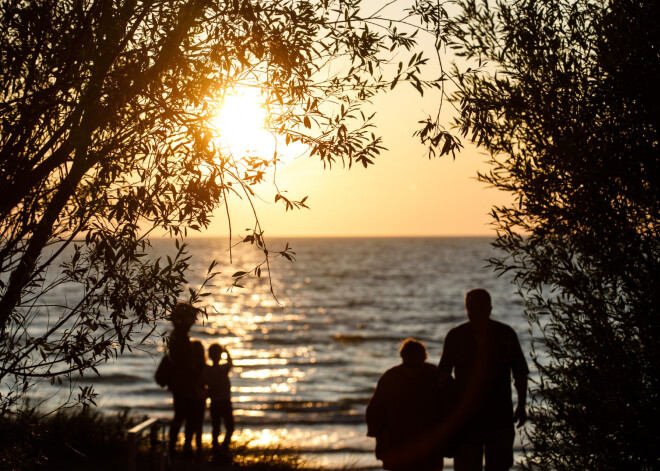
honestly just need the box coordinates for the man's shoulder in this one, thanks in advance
[382,363,404,376]
[446,321,472,338]
[379,364,407,383]
[489,319,518,337]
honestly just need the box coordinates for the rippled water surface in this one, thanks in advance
[30,237,530,469]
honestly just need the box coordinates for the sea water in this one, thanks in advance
[27,237,531,470]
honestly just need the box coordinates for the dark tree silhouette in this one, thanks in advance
[0,0,460,412]
[446,0,659,469]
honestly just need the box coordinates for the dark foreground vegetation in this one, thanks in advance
[0,408,324,471]
[0,408,132,470]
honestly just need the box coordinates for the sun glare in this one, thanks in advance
[211,86,310,165]
[212,87,275,159]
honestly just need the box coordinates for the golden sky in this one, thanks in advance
[199,0,510,238]
[205,84,509,238]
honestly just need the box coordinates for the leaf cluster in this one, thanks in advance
[0,406,136,470]
[0,0,460,412]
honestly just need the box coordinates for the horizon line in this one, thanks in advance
[176,233,496,239]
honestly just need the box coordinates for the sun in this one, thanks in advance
[211,87,276,159]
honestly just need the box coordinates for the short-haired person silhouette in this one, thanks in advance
[438,289,528,471]
[367,338,443,471]
[201,343,234,453]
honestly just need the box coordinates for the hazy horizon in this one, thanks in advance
[176,233,496,239]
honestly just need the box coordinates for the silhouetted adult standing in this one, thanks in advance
[367,338,443,471]
[438,288,528,471]
[166,302,199,459]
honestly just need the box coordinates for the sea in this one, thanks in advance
[28,237,532,470]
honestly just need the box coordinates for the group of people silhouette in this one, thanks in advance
[156,288,528,471]
[155,302,234,462]
[366,288,528,471]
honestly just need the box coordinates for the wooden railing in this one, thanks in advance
[127,417,170,471]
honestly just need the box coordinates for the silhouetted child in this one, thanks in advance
[201,343,234,452]
[187,340,206,458]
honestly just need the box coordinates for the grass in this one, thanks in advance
[0,407,135,470]
[0,407,341,470]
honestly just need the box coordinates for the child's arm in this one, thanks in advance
[223,348,233,370]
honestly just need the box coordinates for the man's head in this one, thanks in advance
[399,338,427,366]
[465,288,492,326]
[170,302,198,331]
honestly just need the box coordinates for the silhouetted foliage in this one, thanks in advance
[447,0,659,469]
[0,1,461,412]
[0,407,135,470]
[0,406,322,470]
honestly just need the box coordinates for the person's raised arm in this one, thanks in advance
[223,347,233,370]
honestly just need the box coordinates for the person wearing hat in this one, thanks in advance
[166,302,199,459]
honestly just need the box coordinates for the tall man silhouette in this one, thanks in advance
[438,288,528,471]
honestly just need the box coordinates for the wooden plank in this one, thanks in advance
[128,417,160,436]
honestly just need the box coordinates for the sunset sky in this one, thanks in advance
[205,84,510,238]
[196,0,510,239]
